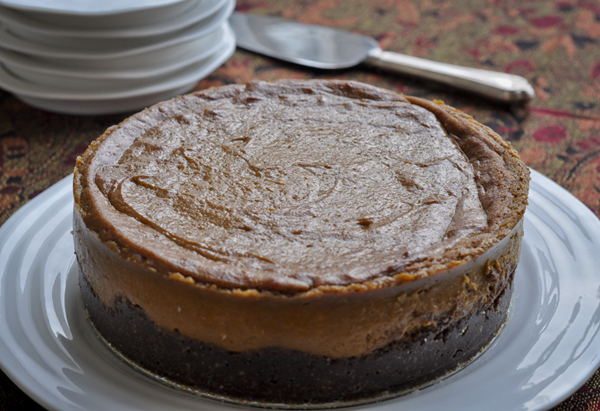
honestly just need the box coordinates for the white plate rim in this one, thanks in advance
[0,0,190,16]
[0,21,235,101]
[0,0,225,38]
[0,169,599,411]
[0,0,233,59]
[0,22,229,80]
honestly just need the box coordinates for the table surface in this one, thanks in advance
[1,0,600,410]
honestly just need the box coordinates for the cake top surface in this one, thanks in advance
[75,80,528,292]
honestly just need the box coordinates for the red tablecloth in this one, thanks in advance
[1,0,599,409]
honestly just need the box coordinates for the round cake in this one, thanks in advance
[73,79,529,407]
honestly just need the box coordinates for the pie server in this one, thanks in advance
[229,12,535,102]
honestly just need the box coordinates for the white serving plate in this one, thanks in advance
[0,24,235,114]
[0,0,190,16]
[0,170,599,411]
[16,84,198,115]
[1,0,199,30]
[0,0,233,59]
[0,23,228,89]
[0,0,224,39]
[0,12,231,73]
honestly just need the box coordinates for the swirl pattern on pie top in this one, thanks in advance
[81,80,507,292]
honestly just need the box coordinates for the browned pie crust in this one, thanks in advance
[73,80,529,407]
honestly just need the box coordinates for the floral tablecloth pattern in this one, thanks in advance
[1,0,599,409]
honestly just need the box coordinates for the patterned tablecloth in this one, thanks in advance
[1,0,599,409]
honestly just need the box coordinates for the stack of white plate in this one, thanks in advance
[0,0,236,114]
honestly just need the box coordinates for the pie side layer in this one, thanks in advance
[74,209,522,358]
[79,258,515,406]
